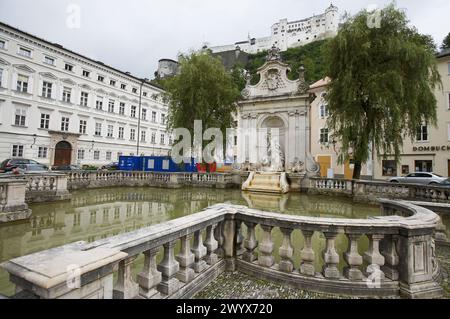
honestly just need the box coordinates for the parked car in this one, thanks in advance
[52,165,82,171]
[439,178,450,187]
[99,162,119,171]
[0,158,49,173]
[388,172,446,185]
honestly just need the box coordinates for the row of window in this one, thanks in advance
[0,39,152,96]
[2,72,166,123]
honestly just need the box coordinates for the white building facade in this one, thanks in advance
[0,22,171,167]
[208,4,339,54]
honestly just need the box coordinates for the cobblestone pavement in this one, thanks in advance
[196,246,450,299]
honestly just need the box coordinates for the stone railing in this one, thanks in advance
[309,178,450,204]
[0,172,71,203]
[0,178,31,223]
[1,199,443,299]
[67,171,236,190]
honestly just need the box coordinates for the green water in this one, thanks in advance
[0,187,391,296]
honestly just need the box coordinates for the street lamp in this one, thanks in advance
[136,77,149,155]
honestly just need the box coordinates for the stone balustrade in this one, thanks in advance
[309,177,450,204]
[1,199,443,299]
[0,178,31,223]
[67,171,235,190]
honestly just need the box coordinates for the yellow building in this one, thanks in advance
[309,51,450,180]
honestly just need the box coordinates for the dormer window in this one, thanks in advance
[121,84,126,90]
[82,70,90,78]
[65,63,73,72]
[98,75,104,82]
[110,80,116,86]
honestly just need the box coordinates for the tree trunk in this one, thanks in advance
[352,160,362,180]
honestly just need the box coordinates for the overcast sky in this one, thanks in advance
[0,0,449,79]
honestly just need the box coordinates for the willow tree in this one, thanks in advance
[325,4,441,179]
[164,51,241,164]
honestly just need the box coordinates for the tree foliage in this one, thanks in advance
[324,4,441,178]
[442,32,450,50]
[163,52,241,158]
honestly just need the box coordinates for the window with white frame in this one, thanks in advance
[161,114,166,124]
[0,40,5,49]
[319,104,329,118]
[40,113,50,129]
[78,149,85,160]
[152,111,156,123]
[79,120,87,134]
[107,125,114,138]
[62,87,71,103]
[106,151,112,161]
[14,107,26,126]
[96,97,103,110]
[95,123,102,136]
[121,83,126,90]
[132,87,138,94]
[44,56,55,66]
[130,128,136,141]
[18,47,31,58]
[17,74,29,92]
[143,91,148,97]
[119,102,125,115]
[94,150,100,160]
[108,100,115,113]
[110,80,116,86]
[151,132,156,144]
[61,117,70,132]
[141,130,146,142]
[416,125,428,141]
[38,147,48,159]
[80,92,89,107]
[65,63,73,72]
[42,81,52,98]
[12,145,24,157]
[98,75,104,82]
[118,127,124,139]
[320,128,329,144]
[130,106,136,118]
[160,133,165,145]
[82,70,90,78]
[142,109,147,121]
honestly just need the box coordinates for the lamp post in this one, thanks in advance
[136,77,148,155]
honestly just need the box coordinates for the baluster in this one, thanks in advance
[300,229,315,276]
[243,222,258,262]
[204,225,219,265]
[344,233,363,280]
[176,234,195,283]
[279,228,294,273]
[380,235,399,280]
[113,256,139,299]
[235,221,245,256]
[191,230,207,273]
[214,222,224,258]
[137,248,162,299]
[322,231,340,279]
[363,234,385,280]
[258,225,274,268]
[157,241,180,295]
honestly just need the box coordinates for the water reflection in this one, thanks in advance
[0,187,383,296]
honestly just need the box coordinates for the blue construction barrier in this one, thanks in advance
[118,156,145,171]
[119,156,197,172]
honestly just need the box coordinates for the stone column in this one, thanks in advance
[322,232,340,279]
[344,233,363,280]
[235,221,245,257]
[243,222,258,262]
[191,230,207,273]
[157,241,180,295]
[287,111,296,169]
[113,255,139,299]
[279,228,294,273]
[176,234,195,283]
[214,222,225,258]
[300,230,315,276]
[137,247,162,299]
[258,225,274,268]
[380,235,399,280]
[204,225,219,265]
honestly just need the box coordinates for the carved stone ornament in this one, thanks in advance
[297,65,309,94]
[241,88,251,99]
[265,69,282,91]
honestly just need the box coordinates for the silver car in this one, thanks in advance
[388,172,447,185]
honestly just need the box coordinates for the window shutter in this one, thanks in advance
[51,82,57,100]
[27,76,33,94]
[0,69,7,88]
